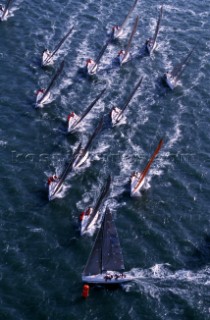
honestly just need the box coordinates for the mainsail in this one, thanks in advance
[120,0,138,31]
[0,0,12,21]
[133,138,163,194]
[115,76,143,123]
[37,60,64,104]
[82,117,103,155]
[124,16,139,59]
[171,45,196,81]
[43,26,74,65]
[153,5,163,44]
[72,88,106,129]
[83,207,125,276]
[84,174,112,232]
[95,39,111,66]
[101,207,125,272]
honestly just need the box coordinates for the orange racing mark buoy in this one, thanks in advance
[82,284,90,298]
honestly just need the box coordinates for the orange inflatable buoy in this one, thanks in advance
[82,284,90,298]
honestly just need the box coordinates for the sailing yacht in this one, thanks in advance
[145,6,163,55]
[42,26,74,67]
[110,76,143,126]
[86,36,112,76]
[116,16,139,65]
[48,143,82,201]
[80,175,111,236]
[67,88,106,133]
[72,117,104,169]
[82,207,135,284]
[163,46,196,90]
[35,61,64,108]
[131,139,163,196]
[111,0,139,39]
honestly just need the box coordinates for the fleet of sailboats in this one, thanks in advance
[1,0,198,294]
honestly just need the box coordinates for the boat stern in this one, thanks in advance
[146,39,157,55]
[73,151,89,169]
[35,90,51,108]
[117,50,130,65]
[67,113,80,133]
[86,59,98,75]
[130,173,145,197]
[82,272,134,284]
[112,26,123,39]
[42,50,53,67]
[164,73,175,90]
[110,107,122,125]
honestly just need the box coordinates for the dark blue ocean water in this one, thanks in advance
[0,0,210,319]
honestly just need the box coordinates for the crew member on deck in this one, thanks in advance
[118,49,125,57]
[67,112,75,121]
[36,88,45,95]
[86,58,96,70]
[112,25,121,36]
[79,207,92,221]
[43,49,51,58]
[48,174,59,185]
